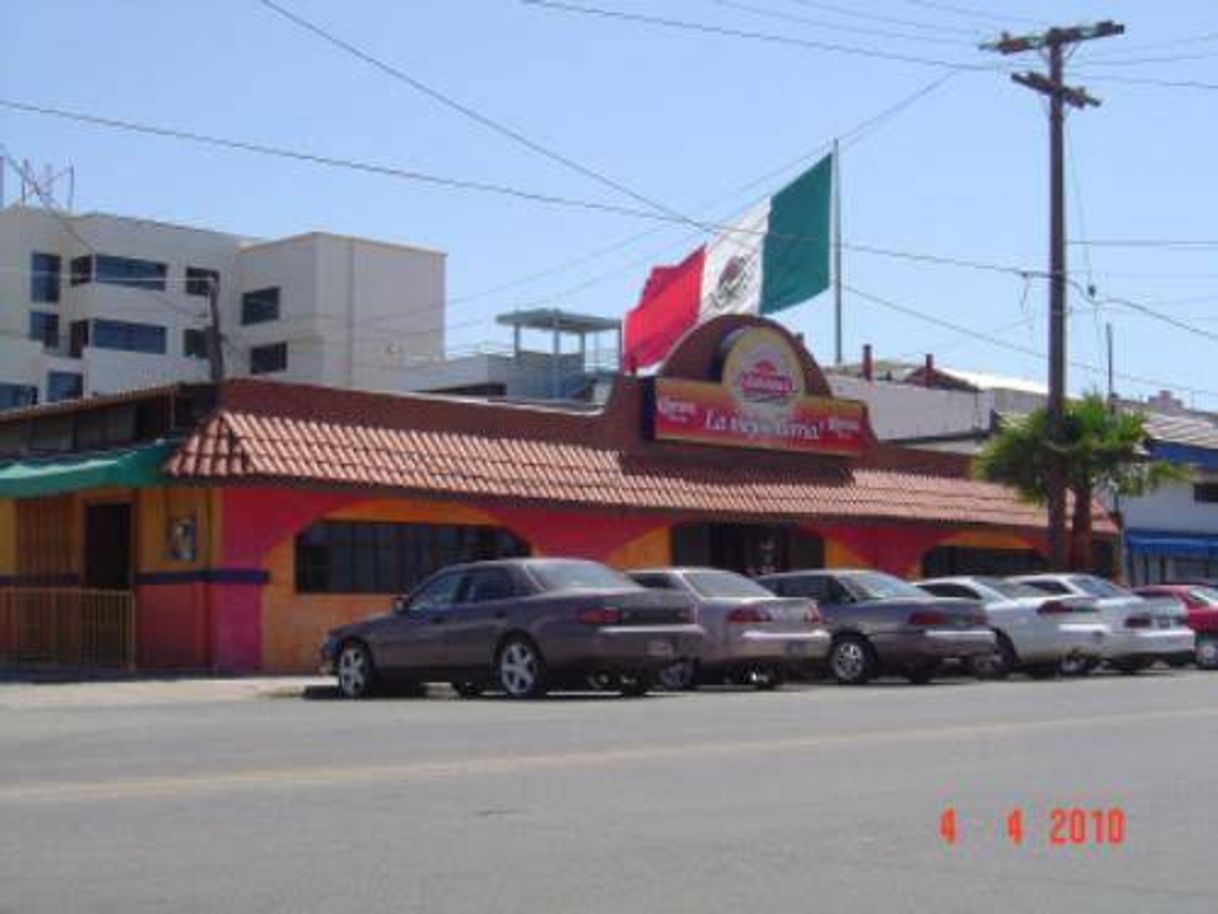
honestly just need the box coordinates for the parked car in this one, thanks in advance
[319,558,705,699]
[915,575,1109,678]
[755,569,996,684]
[1011,574,1195,673]
[1132,584,1218,670]
[627,567,830,689]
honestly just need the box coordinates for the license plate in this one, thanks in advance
[648,639,676,658]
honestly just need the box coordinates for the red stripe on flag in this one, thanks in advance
[623,247,705,371]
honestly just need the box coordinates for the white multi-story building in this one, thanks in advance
[0,204,444,408]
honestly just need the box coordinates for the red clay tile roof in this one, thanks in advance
[165,408,1114,533]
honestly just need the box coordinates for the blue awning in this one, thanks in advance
[1125,528,1218,557]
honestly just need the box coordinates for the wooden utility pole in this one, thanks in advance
[982,21,1124,570]
[205,277,225,383]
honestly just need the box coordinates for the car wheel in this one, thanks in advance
[970,633,1017,680]
[336,640,377,699]
[586,671,616,691]
[751,665,784,691]
[1197,636,1218,671]
[829,634,876,685]
[619,672,652,697]
[451,681,484,699]
[657,659,697,691]
[497,636,548,699]
[1058,653,1098,677]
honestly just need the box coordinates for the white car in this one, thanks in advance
[915,576,1109,678]
[1011,573,1195,674]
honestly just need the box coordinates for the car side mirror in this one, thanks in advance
[392,595,409,614]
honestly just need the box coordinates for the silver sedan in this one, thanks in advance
[628,567,830,689]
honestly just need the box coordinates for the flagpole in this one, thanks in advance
[832,138,843,365]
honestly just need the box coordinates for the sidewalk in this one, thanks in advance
[0,672,333,709]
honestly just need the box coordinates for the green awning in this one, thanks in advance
[0,441,178,498]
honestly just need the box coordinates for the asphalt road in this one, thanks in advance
[3,671,1217,914]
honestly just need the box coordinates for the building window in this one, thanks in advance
[249,342,288,375]
[92,319,167,355]
[241,287,280,324]
[183,328,209,359]
[30,252,61,303]
[47,371,83,403]
[1195,483,1218,504]
[185,267,220,297]
[67,254,168,290]
[295,521,531,594]
[70,255,92,286]
[0,383,38,410]
[29,312,60,349]
[69,320,90,358]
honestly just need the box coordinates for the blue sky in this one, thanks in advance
[3,1,1216,404]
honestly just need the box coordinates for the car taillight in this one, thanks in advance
[578,607,622,625]
[908,610,949,626]
[1125,615,1152,629]
[1037,600,1072,615]
[727,606,773,624]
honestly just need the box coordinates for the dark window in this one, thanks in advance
[47,371,82,403]
[70,255,92,286]
[183,328,209,359]
[29,312,60,349]
[92,319,167,354]
[1020,579,1070,595]
[918,583,977,600]
[631,573,678,591]
[407,572,465,612]
[241,287,280,324]
[250,342,287,375]
[294,521,530,594]
[0,383,38,410]
[94,255,167,290]
[30,252,61,302]
[921,545,1047,578]
[69,320,90,357]
[463,568,518,603]
[1195,483,1218,504]
[185,267,220,297]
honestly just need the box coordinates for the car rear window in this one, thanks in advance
[684,570,774,600]
[847,572,926,601]
[1069,576,1129,599]
[972,577,1045,599]
[529,560,640,593]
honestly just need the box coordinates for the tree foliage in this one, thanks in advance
[974,393,1189,570]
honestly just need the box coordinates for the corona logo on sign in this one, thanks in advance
[652,323,866,457]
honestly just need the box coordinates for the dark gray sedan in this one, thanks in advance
[320,558,705,699]
[756,569,995,684]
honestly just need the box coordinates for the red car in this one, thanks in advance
[1133,584,1218,670]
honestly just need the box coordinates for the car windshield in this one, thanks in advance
[847,572,926,601]
[529,560,640,592]
[1069,576,1129,598]
[971,577,1046,599]
[1191,587,1218,607]
[683,570,774,600]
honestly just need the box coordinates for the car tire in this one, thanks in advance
[451,681,484,699]
[970,633,1017,680]
[619,673,652,697]
[1058,654,1098,677]
[752,665,784,691]
[497,636,548,700]
[657,659,698,691]
[1197,636,1218,671]
[828,634,877,685]
[336,640,377,699]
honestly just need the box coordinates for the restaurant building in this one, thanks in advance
[0,315,1115,673]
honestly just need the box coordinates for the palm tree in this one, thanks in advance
[974,393,1187,571]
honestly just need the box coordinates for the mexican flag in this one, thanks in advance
[624,153,833,370]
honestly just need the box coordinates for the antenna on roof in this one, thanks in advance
[17,160,75,212]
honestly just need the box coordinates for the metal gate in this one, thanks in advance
[0,588,135,668]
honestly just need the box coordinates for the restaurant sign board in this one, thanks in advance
[653,326,866,456]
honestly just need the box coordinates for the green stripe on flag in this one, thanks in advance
[760,153,832,314]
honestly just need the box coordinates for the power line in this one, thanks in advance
[710,0,970,46]
[1068,239,1218,249]
[844,283,1218,401]
[1083,30,1218,59]
[257,0,691,224]
[892,0,1042,28]
[521,0,1003,70]
[784,0,983,36]
[1077,49,1218,67]
[1074,74,1218,91]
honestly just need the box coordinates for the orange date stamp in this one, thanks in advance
[939,806,1126,847]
